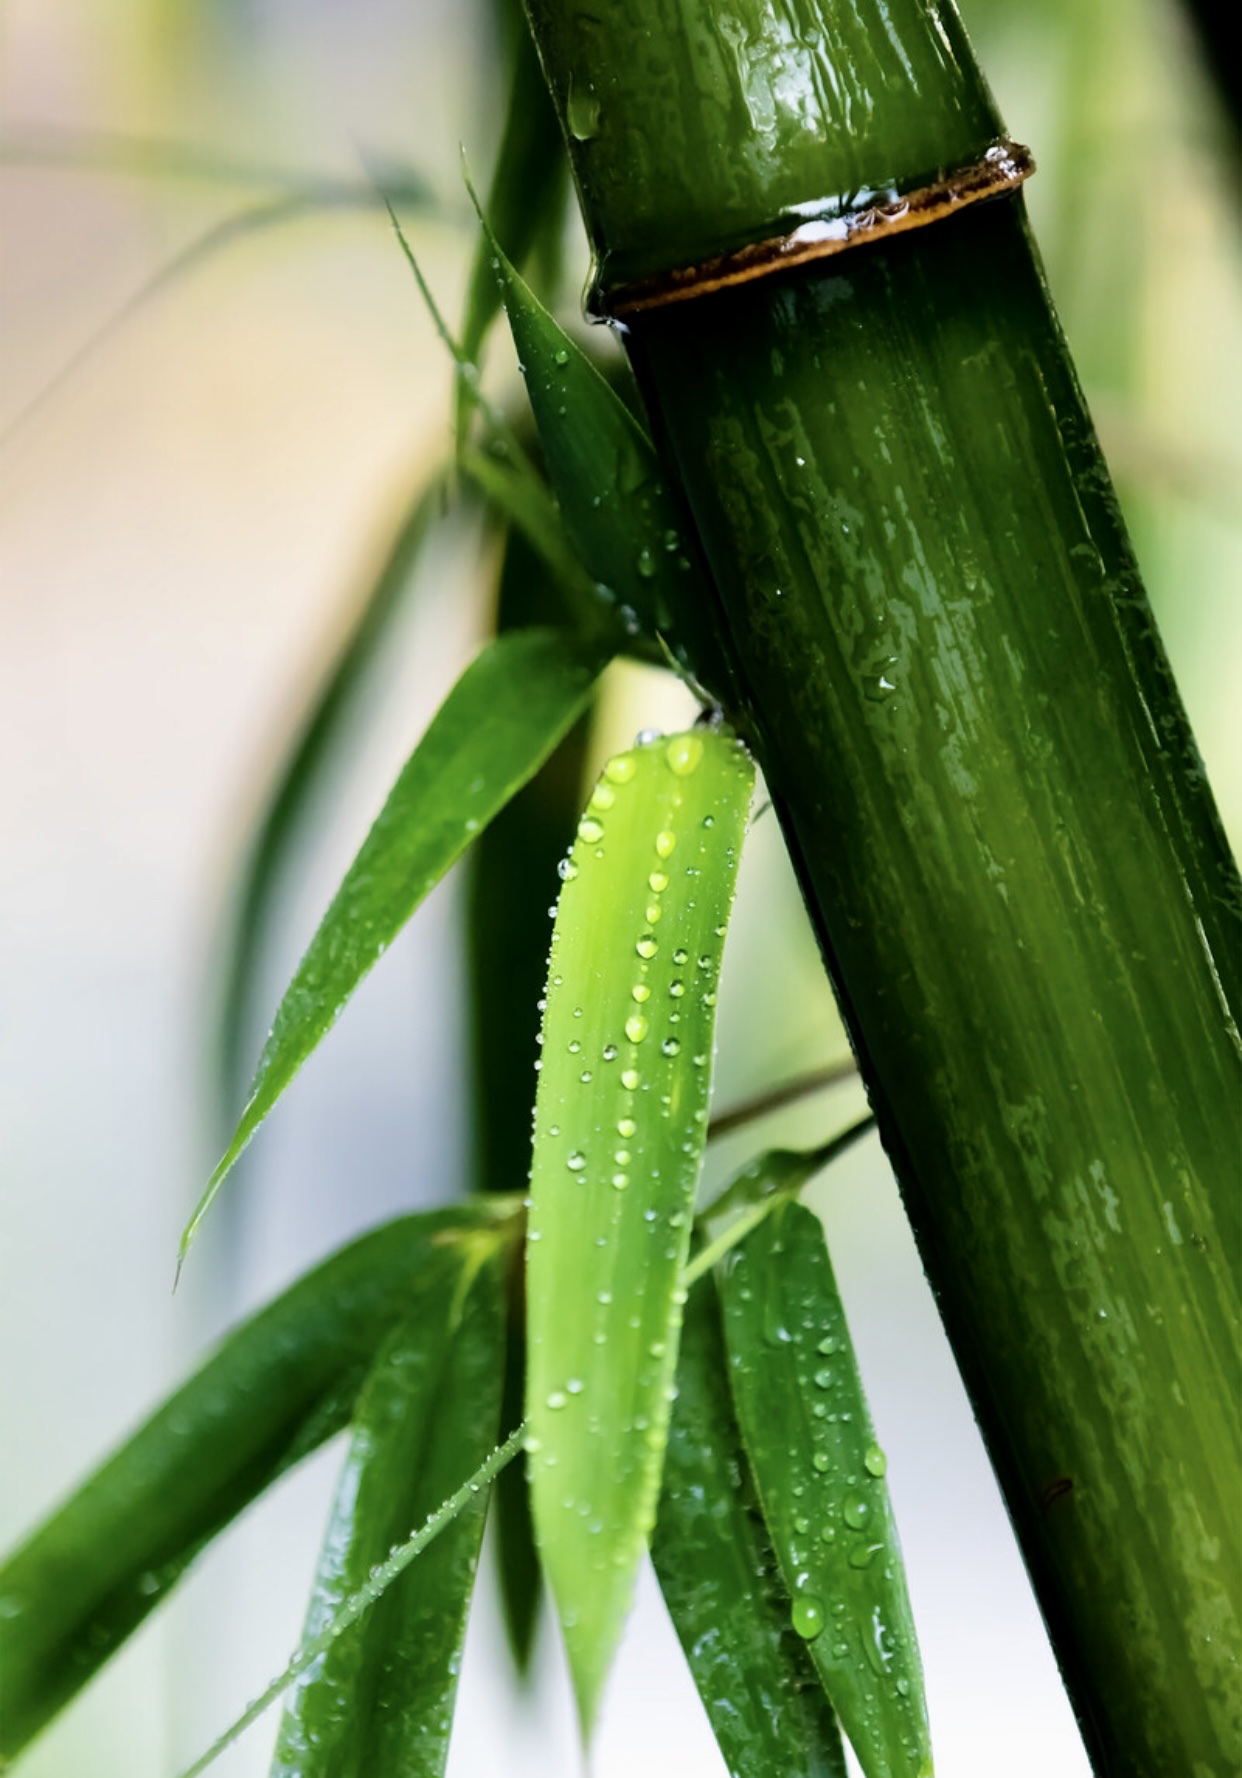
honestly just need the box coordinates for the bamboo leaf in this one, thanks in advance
[719,1200,932,1778]
[183,626,609,1261]
[478,215,736,697]
[458,12,567,372]
[526,725,754,1732]
[0,1207,508,1760]
[272,1229,508,1778]
[654,1283,847,1778]
[216,471,446,1119]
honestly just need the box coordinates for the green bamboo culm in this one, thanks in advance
[518,0,1242,1773]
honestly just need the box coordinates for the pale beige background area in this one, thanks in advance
[2,2,1238,1775]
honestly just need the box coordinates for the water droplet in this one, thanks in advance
[672,947,689,965]
[820,1523,837,1543]
[896,1676,911,1697]
[567,1151,587,1172]
[662,1037,681,1056]
[621,1069,639,1091]
[590,781,616,811]
[567,78,602,141]
[794,1516,811,1535]
[697,953,713,969]
[625,1014,649,1043]
[791,1595,826,1640]
[635,727,663,746]
[817,1336,838,1355]
[580,1069,593,1083]
[669,980,685,997]
[636,547,656,579]
[631,983,651,1003]
[568,1039,581,1054]
[554,347,570,367]
[611,1172,629,1189]
[636,935,658,959]
[812,1451,831,1473]
[617,1118,637,1140]
[848,1542,881,1570]
[864,1444,887,1478]
[602,1043,618,1061]
[614,1148,631,1165]
[814,1367,833,1389]
[862,655,900,702]
[546,1390,568,1410]
[655,829,676,858]
[648,871,669,893]
[605,753,637,784]
[843,1495,871,1530]
[645,902,662,924]
[666,734,704,776]
[663,528,679,552]
[578,815,604,843]
[558,857,578,881]
[566,1376,584,1394]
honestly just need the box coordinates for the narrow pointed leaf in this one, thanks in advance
[719,1201,932,1778]
[483,226,735,697]
[458,12,567,372]
[272,1231,508,1778]
[0,1207,507,1759]
[526,726,754,1731]
[654,1283,847,1778]
[184,626,609,1258]
[217,472,446,1118]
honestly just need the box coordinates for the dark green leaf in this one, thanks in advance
[480,219,737,698]
[216,472,446,1121]
[526,727,754,1731]
[468,524,599,1668]
[459,13,567,372]
[0,1207,509,1760]
[183,626,610,1260]
[719,1201,932,1778]
[654,1283,847,1778]
[272,1228,508,1778]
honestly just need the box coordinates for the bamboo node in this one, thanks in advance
[596,139,1035,319]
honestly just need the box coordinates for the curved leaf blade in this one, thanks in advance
[216,472,446,1120]
[654,1282,848,1778]
[526,726,754,1732]
[481,222,736,697]
[0,1207,506,1759]
[183,626,610,1260]
[272,1231,508,1778]
[719,1200,933,1778]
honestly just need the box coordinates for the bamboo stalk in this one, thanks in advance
[519,0,1242,1770]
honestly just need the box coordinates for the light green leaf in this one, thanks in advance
[719,1200,933,1778]
[272,1228,508,1778]
[183,626,609,1263]
[0,1207,509,1761]
[526,725,754,1732]
[654,1282,848,1778]
[216,471,446,1120]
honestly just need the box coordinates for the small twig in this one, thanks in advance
[174,1422,526,1778]
[707,1057,859,1142]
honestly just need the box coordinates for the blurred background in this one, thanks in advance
[1,0,1238,1773]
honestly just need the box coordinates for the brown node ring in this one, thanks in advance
[599,139,1035,319]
